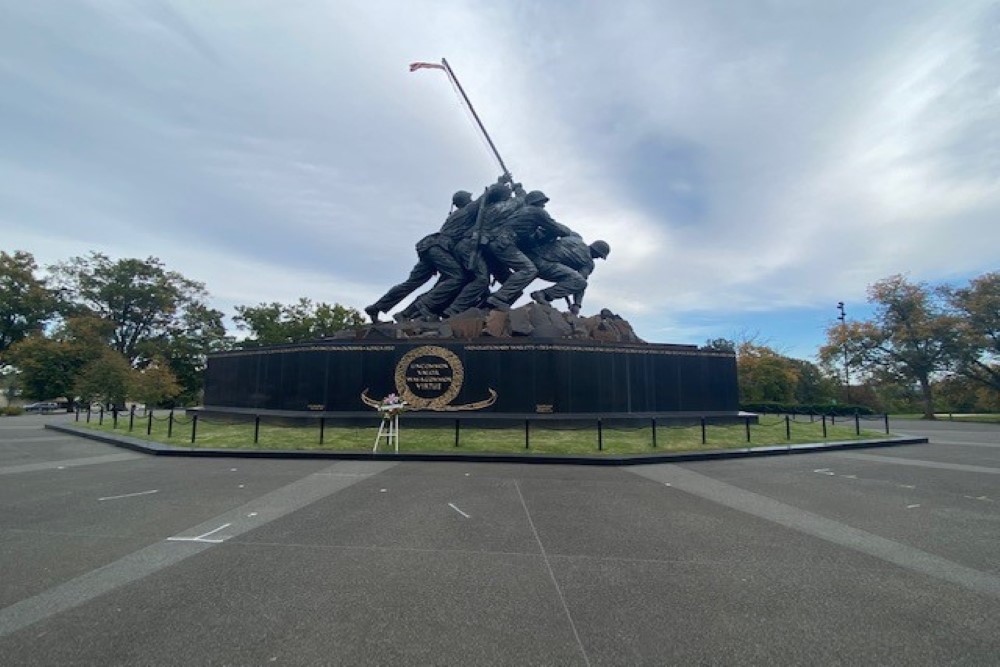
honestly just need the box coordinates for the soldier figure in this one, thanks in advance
[364,190,472,323]
[440,182,521,317]
[479,190,572,310]
[528,236,610,315]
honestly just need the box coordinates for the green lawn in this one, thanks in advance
[77,413,886,456]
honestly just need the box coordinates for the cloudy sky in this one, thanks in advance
[2,0,998,359]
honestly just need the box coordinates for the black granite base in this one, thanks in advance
[203,339,738,420]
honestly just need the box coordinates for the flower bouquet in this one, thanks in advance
[377,393,408,420]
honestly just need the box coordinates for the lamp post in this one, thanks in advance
[837,302,851,402]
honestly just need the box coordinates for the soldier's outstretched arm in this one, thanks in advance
[542,211,573,239]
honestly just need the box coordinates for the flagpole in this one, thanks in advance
[440,58,511,179]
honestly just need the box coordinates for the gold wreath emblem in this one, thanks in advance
[359,345,498,412]
[396,346,463,409]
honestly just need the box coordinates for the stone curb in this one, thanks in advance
[46,423,929,466]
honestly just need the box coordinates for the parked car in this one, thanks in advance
[24,402,60,413]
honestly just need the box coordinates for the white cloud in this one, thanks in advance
[1,0,997,355]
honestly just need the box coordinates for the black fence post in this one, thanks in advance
[254,415,260,444]
[86,406,91,423]
[75,407,80,422]
[167,410,174,438]
[319,417,325,445]
[745,416,751,443]
[854,411,861,436]
[700,417,706,445]
[112,408,118,429]
[147,410,153,436]
[785,415,791,440]
[597,418,603,451]
[831,413,836,426]
[191,414,198,443]
[129,405,135,432]
[809,412,815,423]
[524,419,530,450]
[822,414,827,438]
[454,419,460,448]
[98,406,104,426]
[884,413,890,434]
[651,417,657,448]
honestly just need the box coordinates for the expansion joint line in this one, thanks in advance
[514,481,591,667]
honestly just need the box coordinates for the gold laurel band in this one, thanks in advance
[431,389,498,411]
[360,388,497,412]
[360,389,381,409]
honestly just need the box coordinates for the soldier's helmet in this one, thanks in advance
[524,190,550,206]
[487,182,514,203]
[589,240,611,259]
[452,190,473,208]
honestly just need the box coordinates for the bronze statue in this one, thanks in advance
[528,236,610,315]
[387,60,612,320]
[369,176,608,323]
[476,189,573,310]
[365,190,473,323]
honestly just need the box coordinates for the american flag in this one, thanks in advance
[409,61,445,72]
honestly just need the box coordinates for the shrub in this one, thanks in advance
[741,401,874,416]
[1,406,25,416]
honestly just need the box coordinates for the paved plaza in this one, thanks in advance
[1,414,998,665]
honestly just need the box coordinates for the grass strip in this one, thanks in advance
[77,414,886,456]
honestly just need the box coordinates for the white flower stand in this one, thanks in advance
[373,411,400,453]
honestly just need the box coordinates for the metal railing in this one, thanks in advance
[77,406,894,451]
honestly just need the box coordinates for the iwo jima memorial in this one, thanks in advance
[202,59,738,424]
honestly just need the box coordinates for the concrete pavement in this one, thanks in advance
[1,413,997,665]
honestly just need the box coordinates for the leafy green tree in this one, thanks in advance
[0,251,60,358]
[946,272,1000,395]
[138,302,231,405]
[820,275,959,419]
[933,375,986,413]
[129,356,181,407]
[9,337,75,400]
[75,349,133,408]
[233,298,364,346]
[49,253,215,364]
[6,317,111,401]
[737,342,801,403]
[786,357,838,405]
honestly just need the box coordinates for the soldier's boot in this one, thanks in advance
[530,291,550,306]
[485,295,510,311]
[417,303,440,322]
[364,305,381,323]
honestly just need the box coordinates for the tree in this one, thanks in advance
[786,357,838,405]
[737,342,801,403]
[233,298,365,346]
[49,253,214,364]
[933,375,985,413]
[6,317,111,401]
[0,251,59,358]
[947,272,1000,395]
[820,275,959,419]
[130,356,182,407]
[75,349,133,409]
[137,302,230,405]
